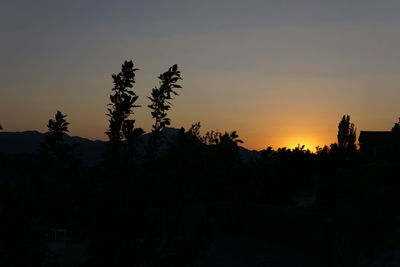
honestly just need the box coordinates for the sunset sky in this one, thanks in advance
[1,0,400,150]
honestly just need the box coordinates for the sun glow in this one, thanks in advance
[286,142,317,152]
[283,137,322,152]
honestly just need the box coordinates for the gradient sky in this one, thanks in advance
[1,0,400,150]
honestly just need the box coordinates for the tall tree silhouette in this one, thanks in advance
[147,64,182,155]
[106,60,144,159]
[148,64,182,134]
[337,114,356,150]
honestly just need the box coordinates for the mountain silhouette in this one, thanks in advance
[0,130,107,166]
[0,128,260,165]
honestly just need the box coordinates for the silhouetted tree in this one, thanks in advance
[390,118,400,157]
[188,121,201,139]
[166,123,208,173]
[147,64,182,156]
[40,110,72,159]
[316,145,330,155]
[148,64,182,134]
[260,146,275,160]
[337,114,357,150]
[201,130,219,145]
[105,60,144,160]
[205,130,243,165]
[48,110,69,138]
[391,117,400,133]
[217,131,243,147]
[200,130,243,148]
[165,123,206,170]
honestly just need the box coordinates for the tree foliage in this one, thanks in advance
[106,60,143,146]
[105,61,144,163]
[216,131,243,146]
[48,110,69,140]
[40,110,71,159]
[146,64,182,157]
[201,130,220,145]
[337,114,356,150]
[201,130,243,147]
[391,117,400,133]
[148,64,182,135]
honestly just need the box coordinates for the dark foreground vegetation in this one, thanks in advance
[1,61,400,267]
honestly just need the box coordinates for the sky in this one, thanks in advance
[1,0,400,150]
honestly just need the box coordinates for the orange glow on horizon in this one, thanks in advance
[284,142,317,152]
[279,136,323,152]
[242,137,331,152]
[242,127,335,152]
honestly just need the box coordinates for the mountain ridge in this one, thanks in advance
[0,129,261,165]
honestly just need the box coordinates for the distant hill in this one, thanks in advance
[0,130,107,166]
[0,129,260,165]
